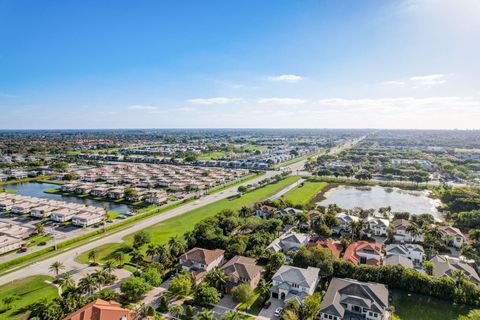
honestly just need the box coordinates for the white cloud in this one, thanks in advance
[409,74,447,88]
[128,105,158,110]
[257,98,307,105]
[187,97,243,105]
[267,74,303,83]
[382,74,448,89]
[316,96,479,112]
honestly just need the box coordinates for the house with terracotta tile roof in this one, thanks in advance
[221,255,263,292]
[63,299,137,320]
[344,241,383,266]
[179,247,225,284]
[308,237,343,258]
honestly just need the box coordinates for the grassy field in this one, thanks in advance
[391,289,472,320]
[0,275,58,320]
[281,181,328,206]
[205,173,264,195]
[76,176,301,264]
[197,151,230,160]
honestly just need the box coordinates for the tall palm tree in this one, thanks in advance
[92,269,106,290]
[257,279,271,302]
[146,243,159,260]
[168,236,187,257]
[112,251,124,266]
[87,249,98,265]
[452,269,468,285]
[205,267,227,290]
[78,274,97,296]
[35,223,45,235]
[49,261,65,281]
[102,260,116,277]
[239,206,250,218]
[406,224,419,243]
[58,273,75,289]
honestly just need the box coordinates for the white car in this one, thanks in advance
[274,307,283,317]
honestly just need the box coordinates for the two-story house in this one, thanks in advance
[179,247,225,284]
[385,243,424,265]
[439,226,466,249]
[364,217,389,237]
[270,265,320,303]
[220,255,263,292]
[266,231,309,253]
[319,278,389,320]
[392,219,424,243]
[334,213,359,234]
[344,241,383,266]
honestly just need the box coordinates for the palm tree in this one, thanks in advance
[102,260,116,277]
[78,274,97,296]
[87,249,98,265]
[146,243,159,260]
[239,206,250,218]
[92,269,106,290]
[406,224,419,243]
[257,279,271,302]
[49,261,65,281]
[34,223,45,235]
[205,267,227,290]
[112,251,124,266]
[58,273,75,289]
[168,236,186,257]
[197,308,215,320]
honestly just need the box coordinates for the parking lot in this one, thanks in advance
[258,297,284,319]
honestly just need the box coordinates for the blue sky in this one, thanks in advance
[0,0,479,129]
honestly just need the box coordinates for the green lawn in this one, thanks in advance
[76,176,301,264]
[281,181,328,206]
[197,151,230,160]
[205,173,264,195]
[237,288,263,315]
[27,234,53,247]
[391,289,472,320]
[0,275,58,320]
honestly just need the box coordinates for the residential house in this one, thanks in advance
[430,255,480,284]
[62,299,138,320]
[364,217,390,237]
[51,208,76,222]
[439,226,466,249]
[179,247,225,284]
[72,212,104,227]
[220,255,263,292]
[334,213,360,233]
[384,255,414,269]
[267,231,309,253]
[319,277,389,320]
[0,235,24,254]
[344,241,383,266]
[307,237,343,258]
[392,219,424,243]
[270,265,320,303]
[255,205,276,219]
[385,243,424,265]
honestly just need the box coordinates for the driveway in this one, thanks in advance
[258,297,284,319]
[212,295,238,317]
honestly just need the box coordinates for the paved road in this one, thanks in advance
[0,138,357,285]
[0,159,307,285]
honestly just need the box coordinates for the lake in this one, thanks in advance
[4,182,132,214]
[319,185,442,220]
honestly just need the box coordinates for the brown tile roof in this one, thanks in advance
[221,255,263,281]
[179,247,225,265]
[63,299,137,320]
[343,241,382,266]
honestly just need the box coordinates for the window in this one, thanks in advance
[360,256,367,264]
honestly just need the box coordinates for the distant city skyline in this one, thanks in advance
[1,0,479,129]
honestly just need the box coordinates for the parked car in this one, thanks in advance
[263,301,271,309]
[274,307,283,317]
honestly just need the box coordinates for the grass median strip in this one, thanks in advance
[76,176,301,264]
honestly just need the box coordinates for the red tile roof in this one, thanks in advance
[343,241,382,266]
[308,238,342,258]
[63,299,137,320]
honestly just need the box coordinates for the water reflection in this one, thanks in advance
[5,182,132,214]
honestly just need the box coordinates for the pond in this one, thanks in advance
[4,182,132,214]
[318,185,442,220]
